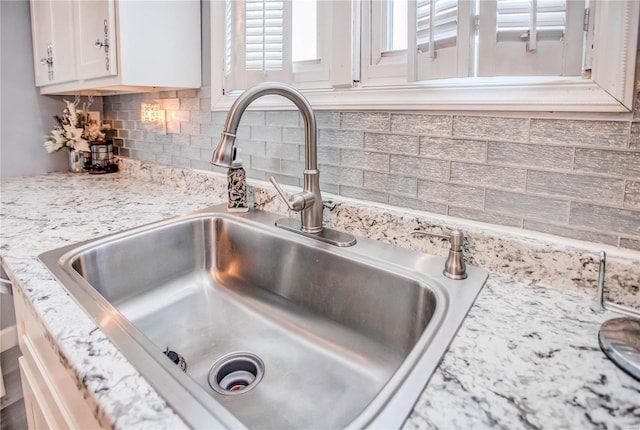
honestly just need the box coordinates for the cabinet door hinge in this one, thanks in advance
[583,7,590,32]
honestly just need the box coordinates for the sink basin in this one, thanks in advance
[39,204,488,429]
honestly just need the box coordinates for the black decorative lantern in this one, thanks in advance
[88,140,118,174]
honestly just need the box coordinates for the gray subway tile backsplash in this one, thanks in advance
[104,86,640,251]
[389,155,449,181]
[630,122,640,151]
[390,113,452,136]
[487,141,574,170]
[340,150,390,172]
[625,181,640,209]
[570,202,640,236]
[363,171,417,196]
[453,116,529,142]
[574,149,640,178]
[364,132,419,154]
[522,220,620,246]
[485,189,570,222]
[319,129,364,149]
[450,162,526,191]
[448,206,523,228]
[526,171,625,206]
[266,110,300,127]
[530,119,629,148]
[339,185,388,204]
[390,195,448,215]
[340,112,390,132]
[620,237,640,251]
[265,142,300,160]
[420,137,487,162]
[418,180,485,210]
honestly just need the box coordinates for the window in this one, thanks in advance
[210,0,639,112]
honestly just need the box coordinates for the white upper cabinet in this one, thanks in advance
[30,0,201,95]
[74,0,117,80]
[30,0,76,86]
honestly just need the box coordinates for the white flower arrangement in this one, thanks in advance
[43,96,109,153]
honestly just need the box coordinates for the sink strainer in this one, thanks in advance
[208,352,264,395]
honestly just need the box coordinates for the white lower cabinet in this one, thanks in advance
[14,283,105,429]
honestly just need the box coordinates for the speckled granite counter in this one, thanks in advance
[1,164,639,429]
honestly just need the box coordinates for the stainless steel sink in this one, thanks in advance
[39,204,488,429]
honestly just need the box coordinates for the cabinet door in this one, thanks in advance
[74,0,117,79]
[30,0,75,85]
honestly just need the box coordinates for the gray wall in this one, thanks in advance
[103,93,640,251]
[1,0,68,178]
[102,0,640,251]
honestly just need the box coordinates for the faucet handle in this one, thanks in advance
[269,176,315,212]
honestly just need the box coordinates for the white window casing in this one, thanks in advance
[211,0,640,113]
[590,0,639,110]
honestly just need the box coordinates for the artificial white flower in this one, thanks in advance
[44,138,64,153]
[64,125,90,152]
[43,95,103,154]
[51,128,67,146]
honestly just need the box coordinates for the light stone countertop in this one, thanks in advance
[1,169,639,430]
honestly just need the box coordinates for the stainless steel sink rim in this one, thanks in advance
[38,204,488,429]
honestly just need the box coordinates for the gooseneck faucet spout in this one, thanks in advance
[211,82,323,234]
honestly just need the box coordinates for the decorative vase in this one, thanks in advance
[68,149,89,173]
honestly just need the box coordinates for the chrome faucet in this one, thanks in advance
[212,82,355,246]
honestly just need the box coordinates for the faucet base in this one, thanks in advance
[275,218,357,247]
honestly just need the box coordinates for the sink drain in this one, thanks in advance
[208,352,264,395]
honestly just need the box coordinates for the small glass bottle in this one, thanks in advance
[227,158,249,212]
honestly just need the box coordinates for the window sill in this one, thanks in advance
[212,76,633,113]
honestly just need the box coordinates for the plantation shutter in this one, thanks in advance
[408,0,472,81]
[477,0,585,76]
[224,0,292,92]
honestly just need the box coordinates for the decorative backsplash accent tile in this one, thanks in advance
[103,87,640,251]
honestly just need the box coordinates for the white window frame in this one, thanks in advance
[477,0,585,77]
[292,1,352,90]
[359,0,409,87]
[211,0,640,113]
